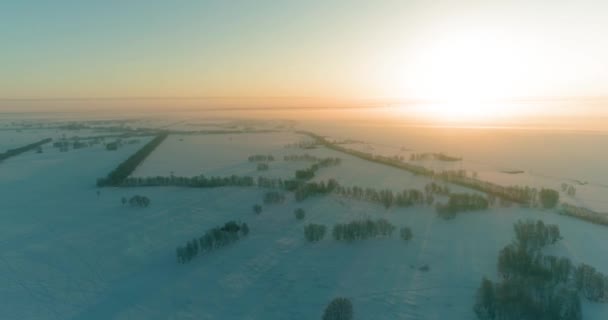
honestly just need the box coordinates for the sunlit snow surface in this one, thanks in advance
[1,124,607,319]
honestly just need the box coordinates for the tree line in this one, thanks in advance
[410,152,461,162]
[332,218,396,241]
[97,132,168,186]
[304,219,413,243]
[560,203,608,226]
[176,221,249,264]
[248,154,275,162]
[299,131,555,207]
[0,138,52,162]
[436,193,489,219]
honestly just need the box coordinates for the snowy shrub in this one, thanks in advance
[400,227,413,241]
[322,297,353,320]
[294,208,306,220]
[129,195,150,208]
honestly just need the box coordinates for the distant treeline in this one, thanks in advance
[284,154,337,162]
[248,154,275,162]
[299,131,551,206]
[0,138,52,162]
[559,203,608,226]
[474,219,608,320]
[97,133,168,186]
[410,152,461,162]
[305,219,412,243]
[176,221,249,264]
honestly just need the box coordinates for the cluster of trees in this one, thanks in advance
[97,132,168,186]
[248,154,274,162]
[513,219,561,251]
[176,221,249,264]
[436,193,489,219]
[294,208,305,220]
[332,218,396,241]
[256,163,269,171]
[333,185,428,209]
[539,188,560,209]
[294,157,342,180]
[474,219,608,320]
[322,297,353,320]
[304,224,327,242]
[575,263,608,302]
[253,204,263,214]
[295,179,340,202]
[424,182,450,196]
[283,154,328,162]
[560,203,608,226]
[561,183,577,196]
[475,220,579,320]
[120,174,256,188]
[124,195,150,207]
[263,191,285,204]
[410,152,461,162]
[0,138,52,161]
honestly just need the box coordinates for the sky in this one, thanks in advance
[1,0,607,120]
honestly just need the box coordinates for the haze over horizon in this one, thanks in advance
[2,1,607,127]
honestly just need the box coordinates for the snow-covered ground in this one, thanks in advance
[1,125,608,319]
[131,132,317,179]
[306,122,608,213]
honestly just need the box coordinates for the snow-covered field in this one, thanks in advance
[132,132,318,179]
[1,126,608,319]
[305,122,608,213]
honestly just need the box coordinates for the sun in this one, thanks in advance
[392,29,532,122]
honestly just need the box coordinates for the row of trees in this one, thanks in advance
[300,131,544,206]
[120,174,256,188]
[332,218,396,241]
[560,203,608,226]
[0,138,52,161]
[335,185,428,209]
[256,163,269,171]
[294,157,342,180]
[283,154,331,162]
[97,132,168,186]
[248,154,275,162]
[295,180,340,202]
[176,221,249,263]
[436,193,489,219]
[410,152,461,162]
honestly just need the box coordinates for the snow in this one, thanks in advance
[1,126,607,319]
